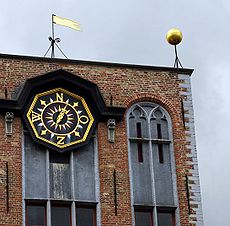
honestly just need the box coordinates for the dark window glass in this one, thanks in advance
[51,206,71,226]
[157,124,162,139]
[76,207,96,226]
[137,142,143,163]
[158,212,174,226]
[158,144,164,164]
[27,205,46,226]
[135,210,153,226]
[136,122,143,162]
[50,151,69,164]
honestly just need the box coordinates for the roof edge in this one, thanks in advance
[0,53,194,75]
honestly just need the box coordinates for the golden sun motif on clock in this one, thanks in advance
[26,88,94,149]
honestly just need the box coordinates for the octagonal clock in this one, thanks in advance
[26,88,94,150]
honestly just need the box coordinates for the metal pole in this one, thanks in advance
[113,169,118,216]
[174,45,183,68]
[174,45,178,68]
[51,14,55,58]
[6,162,9,213]
[54,42,68,59]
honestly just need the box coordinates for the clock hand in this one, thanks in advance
[56,105,67,124]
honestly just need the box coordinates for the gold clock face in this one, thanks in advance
[26,88,94,149]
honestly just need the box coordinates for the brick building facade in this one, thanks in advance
[0,53,203,226]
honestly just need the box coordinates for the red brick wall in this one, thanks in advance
[0,55,198,225]
[0,115,22,226]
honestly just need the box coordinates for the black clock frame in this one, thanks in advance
[0,69,126,152]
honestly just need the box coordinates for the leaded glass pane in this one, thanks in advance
[129,105,148,139]
[131,142,153,204]
[74,139,96,201]
[25,134,47,198]
[27,205,46,226]
[135,211,153,226]
[152,144,174,206]
[51,206,71,226]
[50,152,71,199]
[158,212,174,226]
[76,207,95,226]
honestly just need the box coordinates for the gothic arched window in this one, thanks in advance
[127,102,179,226]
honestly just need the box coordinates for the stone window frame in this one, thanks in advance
[127,101,180,226]
[22,131,101,226]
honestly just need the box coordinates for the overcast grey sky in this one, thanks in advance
[1,1,230,225]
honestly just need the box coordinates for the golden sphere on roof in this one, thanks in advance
[166,28,183,45]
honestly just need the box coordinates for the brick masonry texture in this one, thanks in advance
[0,54,203,226]
[178,74,203,226]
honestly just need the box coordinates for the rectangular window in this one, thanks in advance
[26,204,46,226]
[24,134,99,226]
[135,209,153,226]
[76,206,96,226]
[134,208,175,226]
[51,205,71,226]
[158,209,175,226]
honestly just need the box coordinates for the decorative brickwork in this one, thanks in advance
[0,54,203,226]
[178,74,203,225]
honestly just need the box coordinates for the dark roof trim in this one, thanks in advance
[0,53,194,75]
[16,69,106,115]
[0,99,20,115]
[101,106,127,121]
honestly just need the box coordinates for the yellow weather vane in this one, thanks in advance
[44,14,82,58]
